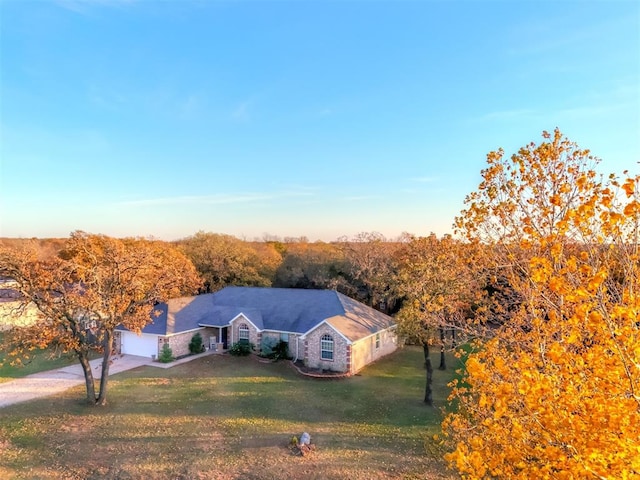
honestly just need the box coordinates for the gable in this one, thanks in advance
[197,305,262,329]
[228,312,263,331]
[303,319,351,344]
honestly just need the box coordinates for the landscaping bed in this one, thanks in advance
[289,359,351,378]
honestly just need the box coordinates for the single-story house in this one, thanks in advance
[115,287,397,375]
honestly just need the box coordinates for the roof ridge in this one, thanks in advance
[333,290,349,316]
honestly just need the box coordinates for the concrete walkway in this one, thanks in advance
[0,350,218,408]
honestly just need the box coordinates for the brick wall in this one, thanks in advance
[294,335,304,361]
[165,327,216,358]
[229,315,259,349]
[304,324,349,373]
[165,330,196,358]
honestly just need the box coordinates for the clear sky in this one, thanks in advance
[1,0,638,242]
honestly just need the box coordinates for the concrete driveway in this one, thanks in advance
[0,351,218,408]
[0,354,151,408]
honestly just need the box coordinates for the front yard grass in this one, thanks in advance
[0,346,459,479]
[0,333,81,383]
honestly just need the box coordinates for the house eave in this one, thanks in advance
[260,328,302,336]
[198,322,231,328]
[163,326,206,338]
[352,324,397,343]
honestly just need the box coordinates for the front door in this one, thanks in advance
[222,327,228,350]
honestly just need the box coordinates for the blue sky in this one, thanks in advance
[1,0,638,241]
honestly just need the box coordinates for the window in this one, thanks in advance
[320,334,334,360]
[375,333,380,349]
[280,332,289,343]
[238,323,250,344]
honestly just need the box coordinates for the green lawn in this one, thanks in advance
[0,333,81,383]
[0,346,460,480]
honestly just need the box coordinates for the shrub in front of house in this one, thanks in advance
[159,343,174,363]
[260,337,277,358]
[228,341,254,356]
[261,338,291,361]
[188,332,205,354]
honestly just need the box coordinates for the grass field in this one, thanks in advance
[0,333,82,384]
[0,346,459,480]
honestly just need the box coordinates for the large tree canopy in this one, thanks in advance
[273,241,345,290]
[443,129,640,478]
[338,232,399,310]
[0,232,201,405]
[177,231,274,292]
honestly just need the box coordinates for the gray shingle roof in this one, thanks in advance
[208,287,345,334]
[141,303,169,335]
[327,293,397,342]
[124,287,395,342]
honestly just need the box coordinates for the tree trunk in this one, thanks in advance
[77,351,97,404]
[451,328,457,348]
[423,343,433,406]
[439,328,446,370]
[96,330,113,406]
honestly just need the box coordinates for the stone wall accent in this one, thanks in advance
[229,315,259,348]
[163,327,217,358]
[350,327,397,374]
[198,327,219,350]
[303,337,308,361]
[164,329,197,358]
[304,324,349,373]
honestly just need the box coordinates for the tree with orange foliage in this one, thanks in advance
[0,232,201,405]
[177,231,273,292]
[394,233,480,405]
[443,129,639,478]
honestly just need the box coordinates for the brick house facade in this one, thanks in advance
[117,287,397,374]
[304,323,351,372]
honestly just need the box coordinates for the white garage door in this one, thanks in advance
[120,331,158,358]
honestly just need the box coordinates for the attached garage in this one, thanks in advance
[119,331,159,358]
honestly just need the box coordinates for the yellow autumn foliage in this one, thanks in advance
[445,130,639,479]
